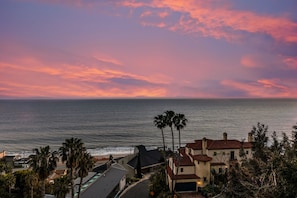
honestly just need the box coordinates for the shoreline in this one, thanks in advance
[5,147,135,159]
[55,153,130,170]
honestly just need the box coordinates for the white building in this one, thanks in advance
[167,133,253,192]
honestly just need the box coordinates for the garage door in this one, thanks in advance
[175,182,196,192]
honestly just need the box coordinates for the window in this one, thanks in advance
[219,168,222,173]
[180,168,184,172]
[246,150,249,154]
[222,152,225,155]
[203,177,207,182]
[230,151,235,160]
[213,152,217,156]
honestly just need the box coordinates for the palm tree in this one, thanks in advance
[53,176,70,198]
[4,172,15,194]
[164,110,176,152]
[173,113,188,150]
[59,138,85,198]
[77,151,94,198]
[25,171,38,198]
[154,114,167,152]
[29,146,59,198]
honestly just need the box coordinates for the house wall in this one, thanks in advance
[119,175,126,191]
[194,161,210,187]
[209,148,253,164]
[190,148,203,155]
[168,157,180,175]
[167,174,174,192]
[209,149,232,163]
[178,166,195,175]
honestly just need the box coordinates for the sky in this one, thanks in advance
[1,0,297,99]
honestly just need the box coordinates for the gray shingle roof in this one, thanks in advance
[127,146,163,169]
[81,163,126,198]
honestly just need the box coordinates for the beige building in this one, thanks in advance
[0,150,5,159]
[167,133,253,192]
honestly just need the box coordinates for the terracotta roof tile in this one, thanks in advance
[186,142,201,150]
[189,153,212,162]
[208,140,253,150]
[174,148,194,166]
[187,139,252,150]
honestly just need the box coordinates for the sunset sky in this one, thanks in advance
[1,0,297,98]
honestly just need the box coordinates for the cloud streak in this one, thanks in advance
[118,0,297,43]
[221,79,297,98]
[1,0,297,98]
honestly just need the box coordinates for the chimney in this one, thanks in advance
[202,137,207,154]
[248,132,253,142]
[223,132,227,141]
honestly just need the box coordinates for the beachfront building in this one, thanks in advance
[61,162,127,198]
[117,145,164,178]
[0,150,5,159]
[79,163,127,198]
[167,133,253,192]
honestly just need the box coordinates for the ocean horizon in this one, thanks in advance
[0,98,296,157]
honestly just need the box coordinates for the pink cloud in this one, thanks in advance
[221,79,297,98]
[140,21,166,28]
[23,1,297,43]
[93,53,123,66]
[140,11,152,18]
[0,52,169,98]
[283,56,297,69]
[240,55,260,68]
[158,11,169,18]
[119,0,297,43]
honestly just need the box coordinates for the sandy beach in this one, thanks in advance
[56,153,129,170]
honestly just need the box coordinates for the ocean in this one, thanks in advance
[0,99,296,157]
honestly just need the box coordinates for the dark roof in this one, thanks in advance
[92,163,108,173]
[136,145,147,153]
[81,164,126,198]
[127,146,163,169]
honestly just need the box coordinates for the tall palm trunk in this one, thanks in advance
[161,128,166,153]
[78,177,83,198]
[41,180,46,198]
[70,167,75,198]
[178,129,181,150]
[170,126,175,152]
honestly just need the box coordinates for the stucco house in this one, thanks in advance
[167,133,253,192]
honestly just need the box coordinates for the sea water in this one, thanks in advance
[0,99,296,157]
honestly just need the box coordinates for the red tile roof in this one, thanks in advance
[186,139,252,150]
[189,154,212,162]
[174,148,194,166]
